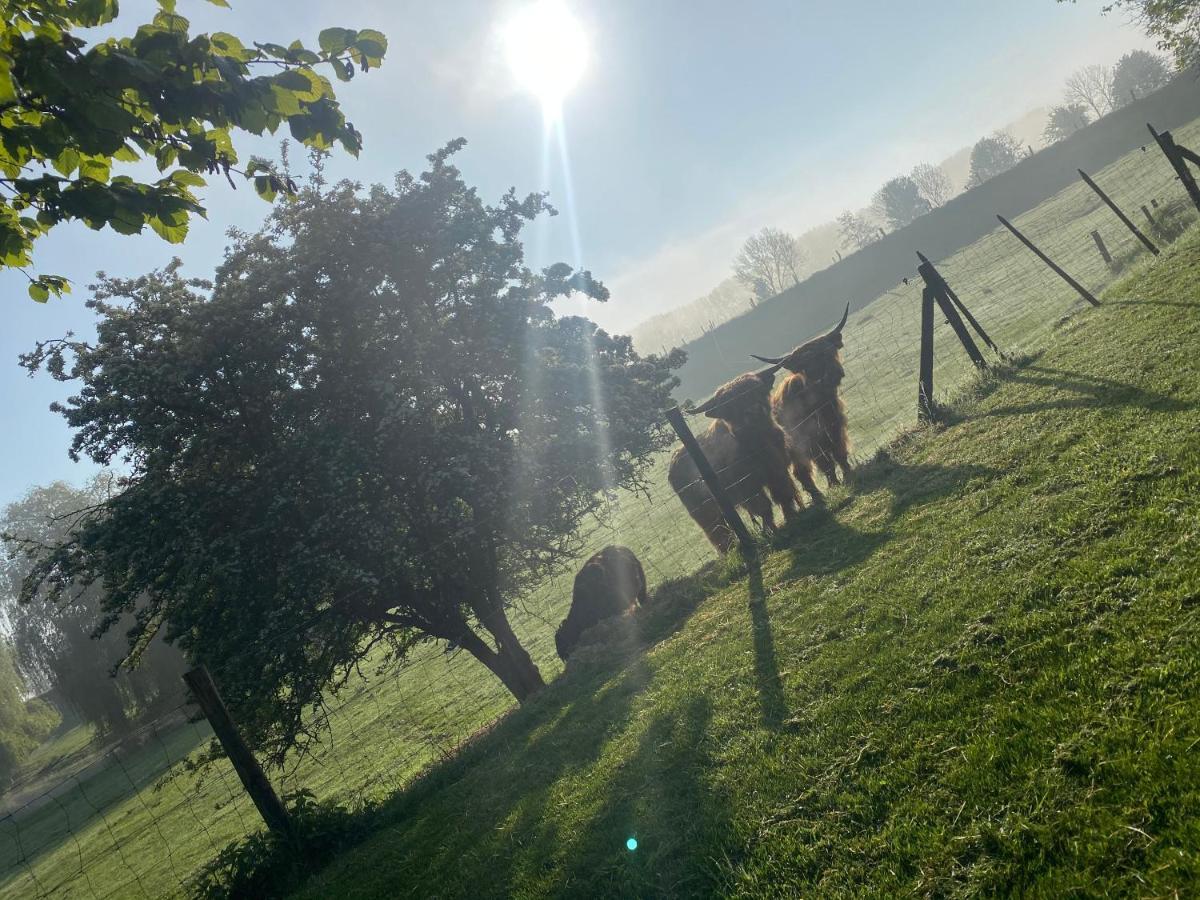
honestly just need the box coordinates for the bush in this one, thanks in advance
[191,791,380,900]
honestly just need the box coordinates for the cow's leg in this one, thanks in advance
[793,458,825,504]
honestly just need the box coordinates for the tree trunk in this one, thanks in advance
[458,612,545,704]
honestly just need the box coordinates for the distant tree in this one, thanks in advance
[1064,64,1116,119]
[871,176,931,230]
[910,163,954,208]
[1067,1,1200,71]
[18,143,683,764]
[0,1,387,302]
[967,131,1023,187]
[836,211,880,251]
[0,639,58,786]
[1043,103,1092,143]
[1111,49,1173,105]
[2,479,188,734]
[733,227,806,298]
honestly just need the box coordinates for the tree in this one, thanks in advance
[1043,103,1092,144]
[1070,1,1200,71]
[967,131,1023,187]
[733,227,805,299]
[0,1,386,302]
[1111,49,1173,105]
[871,176,930,230]
[909,163,954,208]
[18,142,683,765]
[2,479,188,734]
[836,210,880,251]
[0,639,58,787]
[1064,64,1116,119]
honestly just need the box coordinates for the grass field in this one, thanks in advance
[2,119,1199,898]
[295,223,1200,897]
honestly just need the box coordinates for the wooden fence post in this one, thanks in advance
[1090,230,1113,265]
[1140,205,1156,229]
[996,215,1100,307]
[665,406,758,561]
[917,284,936,423]
[916,251,999,356]
[1077,168,1158,255]
[1149,124,1200,213]
[184,665,293,838]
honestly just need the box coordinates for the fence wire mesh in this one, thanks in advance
[3,119,1200,900]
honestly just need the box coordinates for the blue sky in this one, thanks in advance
[1,0,1149,508]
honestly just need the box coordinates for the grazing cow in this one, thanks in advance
[555,546,649,662]
[667,368,802,553]
[753,303,852,488]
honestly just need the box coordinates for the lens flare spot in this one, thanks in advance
[626,837,638,851]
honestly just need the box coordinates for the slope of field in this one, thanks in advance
[293,230,1200,897]
[4,112,1200,900]
[674,75,1200,403]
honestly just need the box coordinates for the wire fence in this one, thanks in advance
[3,118,1200,900]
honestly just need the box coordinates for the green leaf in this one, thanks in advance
[210,32,250,60]
[148,214,188,243]
[79,158,111,182]
[318,27,356,56]
[113,144,141,163]
[27,282,49,302]
[52,149,81,177]
[273,69,325,102]
[157,0,177,11]
[205,0,232,6]
[169,170,206,188]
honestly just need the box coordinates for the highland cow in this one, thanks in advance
[555,545,649,662]
[667,368,803,554]
[753,303,852,488]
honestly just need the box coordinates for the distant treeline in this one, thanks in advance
[670,74,1200,403]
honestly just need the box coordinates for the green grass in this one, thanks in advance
[3,122,1200,899]
[290,226,1200,898]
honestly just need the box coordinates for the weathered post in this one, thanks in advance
[1151,198,1160,209]
[916,251,999,355]
[1140,205,1156,229]
[1149,124,1200,213]
[996,215,1100,307]
[917,284,935,423]
[1090,230,1113,265]
[1077,168,1158,255]
[183,665,292,837]
[665,406,757,561]
[917,259,987,370]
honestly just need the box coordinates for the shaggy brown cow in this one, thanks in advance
[555,545,648,661]
[753,303,852,488]
[667,368,802,553]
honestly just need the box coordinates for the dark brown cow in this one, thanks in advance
[753,303,852,487]
[667,369,802,553]
[555,546,648,661]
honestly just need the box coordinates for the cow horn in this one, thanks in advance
[830,302,850,334]
[756,363,783,383]
[688,393,721,415]
[750,353,787,365]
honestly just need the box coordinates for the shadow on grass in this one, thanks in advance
[748,562,787,731]
[1106,298,1200,310]
[979,364,1193,419]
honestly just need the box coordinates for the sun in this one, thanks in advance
[503,1,589,116]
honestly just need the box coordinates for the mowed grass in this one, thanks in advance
[293,226,1200,898]
[3,121,1199,899]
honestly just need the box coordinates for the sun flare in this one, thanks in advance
[503,1,589,116]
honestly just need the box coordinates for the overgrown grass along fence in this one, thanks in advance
[3,116,1200,899]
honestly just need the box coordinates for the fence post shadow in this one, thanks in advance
[747,560,788,731]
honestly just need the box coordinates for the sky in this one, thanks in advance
[0,0,1152,508]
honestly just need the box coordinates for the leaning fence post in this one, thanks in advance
[996,215,1100,307]
[916,251,999,356]
[1090,230,1113,265]
[917,284,936,423]
[1149,124,1200,213]
[1077,168,1159,255]
[916,258,987,371]
[665,406,757,561]
[183,665,293,838]
[1140,205,1156,229]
